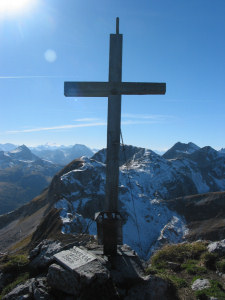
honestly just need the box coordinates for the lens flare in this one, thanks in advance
[44,49,57,63]
[0,0,34,14]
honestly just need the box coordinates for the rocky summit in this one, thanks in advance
[0,238,173,300]
[0,238,225,299]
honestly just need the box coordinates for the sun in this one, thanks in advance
[0,0,34,14]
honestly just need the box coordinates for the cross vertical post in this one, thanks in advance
[103,18,123,256]
[64,17,166,257]
[105,18,122,212]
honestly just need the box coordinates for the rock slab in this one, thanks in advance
[47,247,110,296]
[54,246,96,271]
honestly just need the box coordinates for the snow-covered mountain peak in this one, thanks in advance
[60,157,105,186]
[201,146,218,156]
[92,145,144,166]
[189,146,220,163]
[0,143,18,152]
[30,143,94,165]
[123,150,161,173]
[30,143,63,151]
[163,142,200,160]
[55,155,189,259]
[0,144,61,172]
[187,142,200,150]
[10,144,27,153]
[9,144,38,161]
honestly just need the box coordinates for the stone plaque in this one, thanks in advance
[54,246,96,271]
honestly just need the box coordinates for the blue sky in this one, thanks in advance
[0,0,224,151]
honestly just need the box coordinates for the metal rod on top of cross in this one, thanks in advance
[116,17,119,34]
[64,18,166,256]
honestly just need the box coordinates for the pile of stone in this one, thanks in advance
[1,240,170,300]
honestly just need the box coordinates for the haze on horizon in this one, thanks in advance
[0,0,224,151]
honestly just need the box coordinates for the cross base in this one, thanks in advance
[95,211,123,256]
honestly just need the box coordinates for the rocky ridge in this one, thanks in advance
[0,143,224,260]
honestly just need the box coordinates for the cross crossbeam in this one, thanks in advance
[64,81,166,97]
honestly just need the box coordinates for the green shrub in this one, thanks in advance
[145,265,159,275]
[181,260,207,275]
[151,242,207,268]
[168,275,188,288]
[1,254,29,273]
[216,259,225,273]
[201,252,218,270]
[156,272,188,292]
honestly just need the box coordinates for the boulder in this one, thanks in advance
[29,240,63,271]
[191,278,210,291]
[47,246,110,296]
[2,279,34,300]
[47,263,79,296]
[124,275,169,300]
[207,240,225,257]
[109,252,145,285]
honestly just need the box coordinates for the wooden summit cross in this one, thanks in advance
[64,18,166,256]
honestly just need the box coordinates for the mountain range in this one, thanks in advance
[0,144,95,215]
[0,143,94,165]
[0,143,19,152]
[30,144,94,165]
[0,141,224,260]
[0,145,61,214]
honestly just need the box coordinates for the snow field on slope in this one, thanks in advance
[55,156,188,260]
